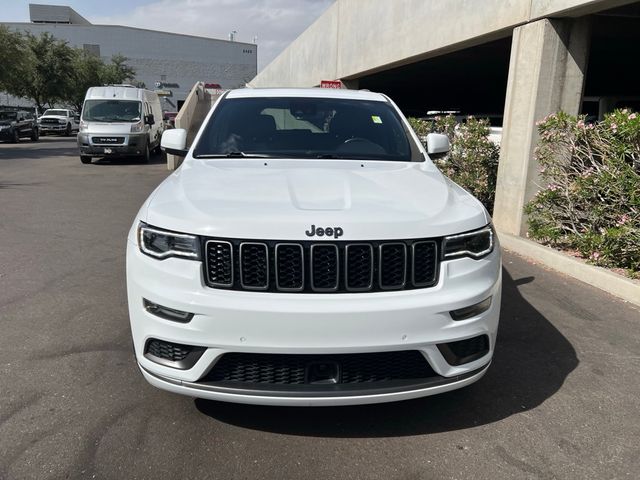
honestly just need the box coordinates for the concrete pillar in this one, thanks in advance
[493,17,590,236]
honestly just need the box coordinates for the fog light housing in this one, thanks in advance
[437,335,490,366]
[144,338,205,369]
[450,296,492,321]
[143,299,194,323]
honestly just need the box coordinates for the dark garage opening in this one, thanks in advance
[357,37,512,122]
[583,2,640,119]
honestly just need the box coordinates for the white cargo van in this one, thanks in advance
[77,85,164,164]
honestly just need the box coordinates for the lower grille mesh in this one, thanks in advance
[203,351,435,385]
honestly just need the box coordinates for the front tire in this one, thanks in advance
[31,128,39,142]
[11,129,19,143]
[80,156,92,164]
[140,143,150,163]
[65,124,72,136]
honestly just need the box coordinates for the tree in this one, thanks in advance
[68,49,105,111]
[0,26,30,97]
[101,54,136,85]
[20,32,76,111]
[1,29,139,111]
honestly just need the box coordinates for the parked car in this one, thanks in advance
[0,110,39,143]
[163,111,178,129]
[127,88,502,406]
[38,109,79,136]
[77,84,165,164]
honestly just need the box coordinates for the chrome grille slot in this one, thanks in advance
[205,240,233,287]
[275,243,304,291]
[310,244,339,292]
[345,244,374,291]
[412,241,438,287]
[379,243,407,290]
[239,242,269,290]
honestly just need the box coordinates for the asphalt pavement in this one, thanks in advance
[1,137,639,479]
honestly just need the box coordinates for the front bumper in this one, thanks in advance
[77,132,146,157]
[126,237,502,406]
[40,124,67,133]
[0,128,15,140]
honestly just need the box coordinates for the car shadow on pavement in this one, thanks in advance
[0,139,79,160]
[194,267,579,437]
[92,152,166,166]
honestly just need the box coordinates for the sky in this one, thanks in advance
[1,0,336,71]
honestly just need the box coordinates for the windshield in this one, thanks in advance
[82,100,141,122]
[43,109,68,117]
[0,111,17,121]
[193,97,419,161]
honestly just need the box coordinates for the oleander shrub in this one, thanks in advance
[525,110,640,277]
[408,115,500,212]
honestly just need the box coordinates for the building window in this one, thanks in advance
[161,75,167,81]
[83,44,100,56]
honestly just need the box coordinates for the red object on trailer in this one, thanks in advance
[320,80,343,89]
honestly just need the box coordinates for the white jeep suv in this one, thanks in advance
[126,88,502,406]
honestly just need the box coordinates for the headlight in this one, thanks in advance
[130,120,144,133]
[138,223,200,260]
[443,225,494,260]
[58,119,67,124]
[79,120,88,132]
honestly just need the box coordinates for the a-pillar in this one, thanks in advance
[493,17,590,236]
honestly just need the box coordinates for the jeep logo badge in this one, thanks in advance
[305,225,344,239]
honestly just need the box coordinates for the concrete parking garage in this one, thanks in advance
[0,138,638,479]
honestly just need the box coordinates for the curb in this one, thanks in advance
[497,232,640,307]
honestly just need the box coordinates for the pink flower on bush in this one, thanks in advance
[616,214,630,226]
[611,123,618,133]
[548,183,559,192]
[581,167,594,178]
[589,251,601,261]
[630,113,637,120]
[577,120,585,129]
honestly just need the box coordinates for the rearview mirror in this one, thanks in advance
[161,128,188,156]
[426,133,450,159]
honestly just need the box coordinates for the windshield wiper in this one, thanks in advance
[195,152,272,158]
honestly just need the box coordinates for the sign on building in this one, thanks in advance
[320,80,343,89]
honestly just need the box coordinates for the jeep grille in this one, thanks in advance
[204,238,438,293]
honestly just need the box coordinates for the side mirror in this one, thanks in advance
[145,114,155,125]
[161,128,188,156]
[426,133,450,159]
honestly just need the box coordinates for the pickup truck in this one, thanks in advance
[38,109,79,136]
[127,88,502,406]
[0,110,39,143]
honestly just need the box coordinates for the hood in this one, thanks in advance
[82,122,135,134]
[40,115,67,120]
[144,159,489,240]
